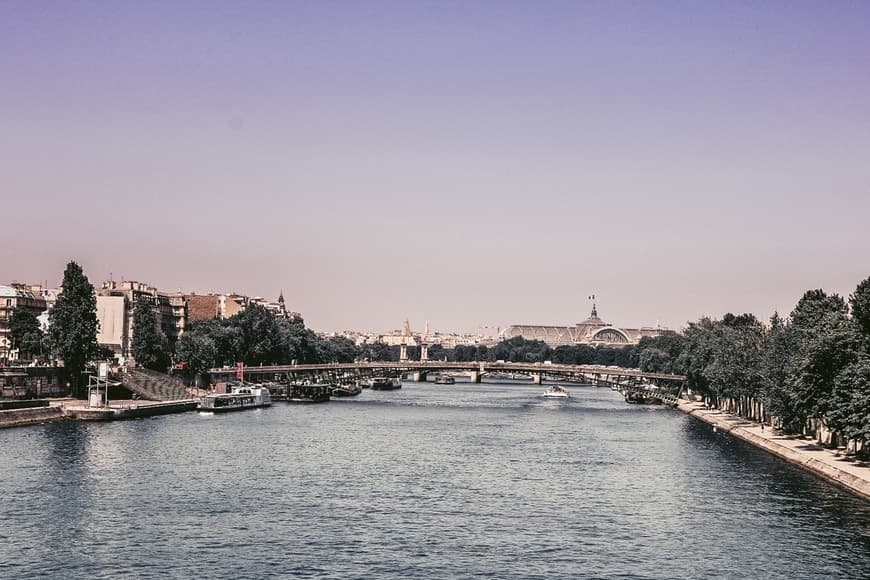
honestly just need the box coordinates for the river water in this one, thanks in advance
[1,381,868,579]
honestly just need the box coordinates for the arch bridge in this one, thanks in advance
[207,361,686,404]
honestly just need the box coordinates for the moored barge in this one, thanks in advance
[199,385,272,412]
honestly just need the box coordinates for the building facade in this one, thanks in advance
[0,284,48,362]
[96,280,186,361]
[5,275,302,365]
[504,304,671,347]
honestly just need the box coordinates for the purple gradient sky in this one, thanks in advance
[2,1,869,334]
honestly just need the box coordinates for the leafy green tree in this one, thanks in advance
[826,357,870,457]
[635,334,685,373]
[359,342,398,362]
[278,318,322,363]
[9,309,44,359]
[639,347,671,373]
[761,312,802,430]
[314,336,359,363]
[234,305,283,365]
[675,317,717,397]
[613,344,638,368]
[453,345,475,362]
[595,346,616,366]
[131,298,170,371]
[211,323,244,366]
[790,290,858,421]
[551,344,596,364]
[489,336,551,363]
[49,261,99,395]
[704,313,765,400]
[175,333,217,376]
[791,289,849,333]
[427,344,450,362]
[849,277,870,337]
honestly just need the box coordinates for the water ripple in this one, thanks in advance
[1,383,868,578]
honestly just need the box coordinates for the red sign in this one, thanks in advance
[236,362,244,381]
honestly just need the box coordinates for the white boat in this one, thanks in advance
[434,374,455,385]
[330,383,362,397]
[199,384,272,412]
[542,385,570,398]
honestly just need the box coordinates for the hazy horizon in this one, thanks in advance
[3,2,869,334]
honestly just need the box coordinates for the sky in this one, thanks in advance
[2,1,869,334]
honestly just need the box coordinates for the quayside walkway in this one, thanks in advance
[677,400,870,500]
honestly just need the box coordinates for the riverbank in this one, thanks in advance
[0,404,66,428]
[0,399,196,428]
[677,399,870,500]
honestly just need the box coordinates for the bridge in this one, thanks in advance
[206,361,686,405]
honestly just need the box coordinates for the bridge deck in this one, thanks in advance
[208,361,685,383]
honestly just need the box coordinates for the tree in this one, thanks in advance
[209,323,244,366]
[791,289,849,333]
[427,344,450,362]
[635,334,685,373]
[175,333,217,376]
[234,305,283,365]
[49,261,99,395]
[613,344,638,368]
[131,298,170,371]
[849,277,870,337]
[826,357,870,457]
[762,312,802,430]
[489,336,551,363]
[639,347,671,373]
[704,313,765,401]
[277,317,321,364]
[675,317,717,397]
[551,344,594,364]
[9,309,44,360]
[314,336,359,363]
[359,342,398,362]
[789,290,858,421]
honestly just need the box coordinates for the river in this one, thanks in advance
[1,380,868,578]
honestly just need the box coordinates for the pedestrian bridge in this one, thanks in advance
[207,361,686,403]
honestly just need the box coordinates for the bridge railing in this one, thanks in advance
[207,361,685,384]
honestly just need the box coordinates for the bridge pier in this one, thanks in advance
[532,373,542,385]
[420,344,429,362]
[468,371,481,383]
[399,344,408,362]
[411,371,428,382]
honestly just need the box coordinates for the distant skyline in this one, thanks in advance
[3,2,869,334]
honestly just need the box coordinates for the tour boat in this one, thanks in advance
[542,385,570,398]
[330,383,362,397]
[434,374,455,385]
[370,377,402,390]
[287,383,332,403]
[199,385,272,412]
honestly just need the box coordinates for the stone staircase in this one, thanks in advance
[123,368,191,401]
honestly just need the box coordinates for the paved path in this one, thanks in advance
[677,400,870,500]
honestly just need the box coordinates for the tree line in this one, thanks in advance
[634,277,870,456]
[25,262,639,389]
[448,336,637,367]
